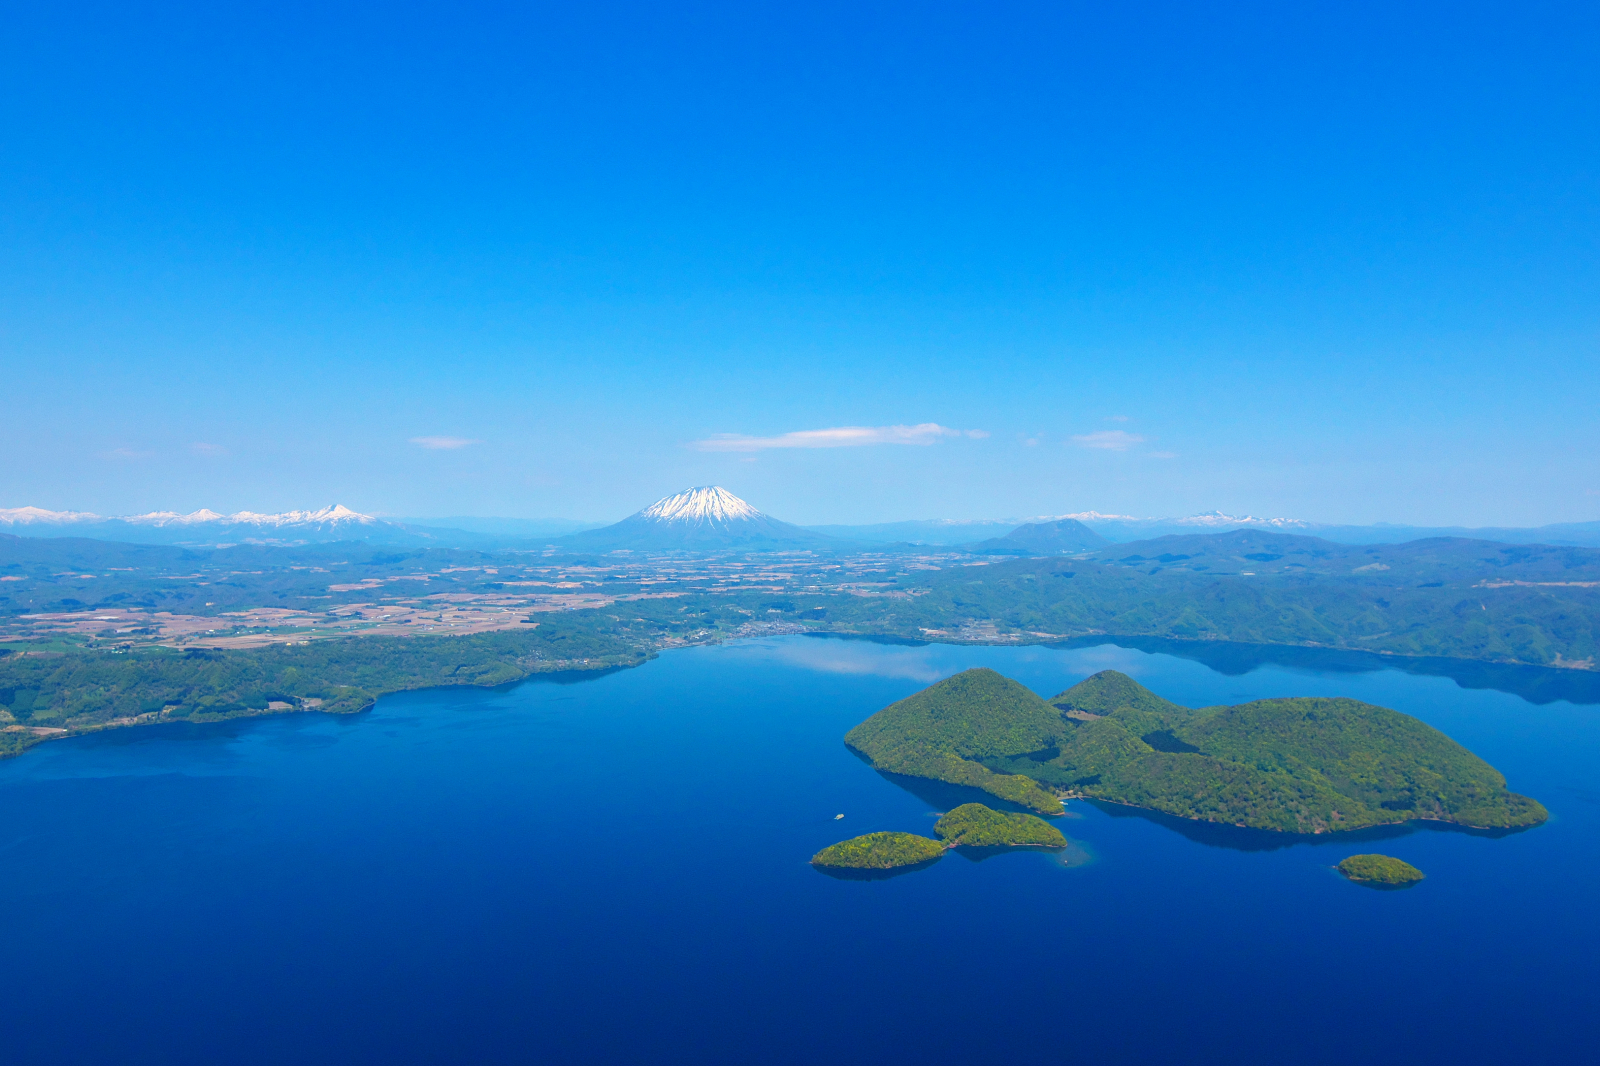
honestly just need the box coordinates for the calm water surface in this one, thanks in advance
[4,636,1598,1065]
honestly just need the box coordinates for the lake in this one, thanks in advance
[4,635,1598,1064]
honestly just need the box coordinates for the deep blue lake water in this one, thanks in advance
[4,635,1599,1065]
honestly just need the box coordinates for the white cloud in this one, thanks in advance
[964,429,990,439]
[190,442,229,457]
[1071,430,1146,451]
[410,436,482,450]
[693,423,971,452]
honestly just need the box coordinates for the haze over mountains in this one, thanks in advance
[0,505,404,547]
[5,492,1600,550]
[809,512,1600,548]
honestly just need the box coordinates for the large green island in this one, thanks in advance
[845,668,1547,834]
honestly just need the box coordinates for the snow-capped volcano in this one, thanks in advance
[638,486,763,524]
[560,487,832,551]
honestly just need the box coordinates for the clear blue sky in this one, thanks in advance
[3,2,1597,526]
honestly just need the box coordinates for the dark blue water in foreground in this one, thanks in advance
[5,636,1600,1065]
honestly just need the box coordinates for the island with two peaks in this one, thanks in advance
[844,667,1547,834]
[811,802,1068,873]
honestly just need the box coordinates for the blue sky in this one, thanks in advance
[3,2,1597,526]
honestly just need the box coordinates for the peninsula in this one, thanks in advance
[845,668,1548,834]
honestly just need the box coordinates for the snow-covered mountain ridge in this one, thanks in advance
[1039,509,1312,530]
[0,504,376,528]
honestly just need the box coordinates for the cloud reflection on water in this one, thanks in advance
[757,638,954,683]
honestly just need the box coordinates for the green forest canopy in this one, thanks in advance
[810,832,945,869]
[934,803,1066,847]
[1338,854,1426,885]
[845,667,1547,833]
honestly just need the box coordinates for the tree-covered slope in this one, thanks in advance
[1338,854,1425,886]
[0,628,654,758]
[810,832,945,869]
[1048,669,1191,734]
[844,668,1547,834]
[934,803,1066,847]
[844,668,1065,814]
[809,550,1600,671]
[1176,697,1546,828]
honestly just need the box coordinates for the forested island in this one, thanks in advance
[811,832,946,870]
[811,802,1065,874]
[1338,854,1426,886]
[845,668,1547,833]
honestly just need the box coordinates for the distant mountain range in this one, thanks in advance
[0,505,611,549]
[400,516,606,538]
[6,497,1599,551]
[804,511,1600,548]
[958,518,1109,556]
[0,504,411,546]
[805,511,1315,545]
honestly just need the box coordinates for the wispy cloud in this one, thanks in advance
[410,436,482,450]
[693,423,973,452]
[189,442,229,457]
[1071,430,1146,451]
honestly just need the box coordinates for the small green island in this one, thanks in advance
[1338,854,1426,887]
[934,803,1066,848]
[845,667,1548,834]
[811,803,1067,876]
[810,831,946,871]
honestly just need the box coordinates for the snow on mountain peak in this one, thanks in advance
[638,487,763,524]
[0,506,105,525]
[1049,511,1141,522]
[1169,511,1310,529]
[0,505,377,528]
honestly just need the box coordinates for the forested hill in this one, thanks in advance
[826,538,1600,669]
[1085,529,1600,584]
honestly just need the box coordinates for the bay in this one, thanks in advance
[3,634,1598,1064]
